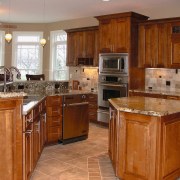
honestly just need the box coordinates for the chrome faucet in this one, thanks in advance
[9,66,21,80]
[0,66,11,92]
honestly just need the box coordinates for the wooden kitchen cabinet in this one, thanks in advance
[66,32,78,66]
[88,94,98,123]
[23,110,33,180]
[109,104,118,175]
[138,23,169,68]
[0,98,23,180]
[97,17,130,53]
[66,26,99,66]
[96,12,149,90]
[109,99,180,180]
[46,96,63,144]
[138,18,180,68]
[168,21,180,68]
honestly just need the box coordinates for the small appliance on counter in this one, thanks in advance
[98,53,129,123]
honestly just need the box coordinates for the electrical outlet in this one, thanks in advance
[166,81,171,86]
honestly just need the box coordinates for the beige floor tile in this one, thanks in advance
[30,123,119,180]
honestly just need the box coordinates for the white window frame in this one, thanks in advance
[12,31,43,79]
[0,31,5,66]
[49,30,69,80]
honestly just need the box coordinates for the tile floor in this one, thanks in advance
[31,123,119,180]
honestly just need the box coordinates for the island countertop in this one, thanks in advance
[109,96,180,116]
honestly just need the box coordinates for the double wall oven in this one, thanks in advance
[98,53,128,123]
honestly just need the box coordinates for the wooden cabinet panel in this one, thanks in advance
[98,19,112,53]
[46,96,63,144]
[162,120,180,178]
[138,19,180,69]
[114,18,129,52]
[0,98,23,180]
[109,106,118,175]
[66,27,98,66]
[98,18,129,53]
[66,32,77,66]
[88,94,98,123]
[47,126,62,143]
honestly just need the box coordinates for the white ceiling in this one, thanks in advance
[0,0,180,23]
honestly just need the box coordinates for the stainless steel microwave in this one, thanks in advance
[99,53,128,74]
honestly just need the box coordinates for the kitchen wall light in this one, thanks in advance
[5,33,12,43]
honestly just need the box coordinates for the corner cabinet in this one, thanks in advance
[0,98,23,180]
[66,26,99,66]
[138,18,180,68]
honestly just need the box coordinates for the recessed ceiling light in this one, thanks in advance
[102,0,110,2]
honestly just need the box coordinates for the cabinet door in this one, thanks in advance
[138,24,158,68]
[33,118,40,166]
[24,125,33,180]
[109,106,118,175]
[167,22,180,68]
[94,29,99,66]
[156,23,169,67]
[113,18,129,52]
[76,31,84,58]
[66,32,77,66]
[85,30,95,57]
[99,19,113,53]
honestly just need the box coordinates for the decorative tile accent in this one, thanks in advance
[145,68,180,92]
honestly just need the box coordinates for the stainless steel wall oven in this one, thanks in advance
[98,53,128,123]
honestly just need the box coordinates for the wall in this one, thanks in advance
[69,67,98,91]
[2,17,98,80]
[145,68,180,92]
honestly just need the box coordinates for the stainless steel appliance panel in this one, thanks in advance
[99,53,128,74]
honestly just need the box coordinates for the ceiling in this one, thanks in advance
[0,0,180,23]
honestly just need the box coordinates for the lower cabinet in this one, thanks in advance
[109,105,118,175]
[46,96,63,144]
[0,98,23,180]
[23,110,33,180]
[88,94,98,123]
[23,98,46,180]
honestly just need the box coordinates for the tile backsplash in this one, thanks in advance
[69,67,98,91]
[145,68,180,92]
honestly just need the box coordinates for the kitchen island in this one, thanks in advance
[109,96,180,180]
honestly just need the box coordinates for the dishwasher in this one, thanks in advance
[62,94,89,144]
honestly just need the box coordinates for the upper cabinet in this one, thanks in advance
[96,15,131,53]
[66,26,99,66]
[138,18,180,68]
[169,21,180,68]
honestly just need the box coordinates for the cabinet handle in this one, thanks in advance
[27,118,33,123]
[52,110,60,113]
[25,130,33,135]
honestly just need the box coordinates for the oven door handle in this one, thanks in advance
[99,83,126,87]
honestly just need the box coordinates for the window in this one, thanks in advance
[0,31,5,66]
[12,31,43,80]
[50,30,69,80]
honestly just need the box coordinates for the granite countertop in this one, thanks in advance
[129,89,180,97]
[109,96,180,116]
[0,89,96,115]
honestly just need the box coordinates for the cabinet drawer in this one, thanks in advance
[47,116,62,127]
[88,94,97,102]
[24,111,33,130]
[89,103,98,109]
[33,105,40,119]
[167,95,180,100]
[46,96,62,106]
[89,113,97,121]
[46,106,62,116]
[47,126,62,143]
